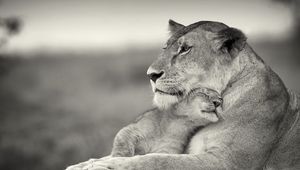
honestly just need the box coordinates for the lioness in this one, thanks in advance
[67,20,300,170]
[111,88,221,157]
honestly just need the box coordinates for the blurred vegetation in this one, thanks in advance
[0,16,22,46]
[0,16,22,34]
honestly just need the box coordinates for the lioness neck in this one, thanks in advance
[221,43,288,111]
[207,44,265,96]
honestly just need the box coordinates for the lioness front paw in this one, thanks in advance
[66,156,112,170]
[82,156,136,170]
[66,159,96,170]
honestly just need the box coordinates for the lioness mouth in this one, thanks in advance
[155,88,183,96]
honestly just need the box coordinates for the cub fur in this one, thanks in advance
[111,88,222,156]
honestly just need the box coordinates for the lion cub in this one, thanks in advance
[111,88,222,156]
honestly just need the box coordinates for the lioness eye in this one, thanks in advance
[178,45,192,55]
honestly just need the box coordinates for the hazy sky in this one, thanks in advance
[0,0,294,51]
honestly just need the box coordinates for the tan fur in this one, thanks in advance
[66,20,300,170]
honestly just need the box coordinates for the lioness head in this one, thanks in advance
[147,20,247,109]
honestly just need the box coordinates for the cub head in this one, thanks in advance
[147,20,247,109]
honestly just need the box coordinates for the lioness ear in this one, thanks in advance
[168,19,185,35]
[210,27,247,56]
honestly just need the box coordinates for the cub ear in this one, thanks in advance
[168,19,185,35]
[210,27,247,56]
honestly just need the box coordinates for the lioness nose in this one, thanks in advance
[147,69,164,83]
[148,72,164,83]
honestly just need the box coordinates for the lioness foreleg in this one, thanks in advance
[81,152,227,170]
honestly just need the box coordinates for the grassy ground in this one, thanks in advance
[0,40,299,170]
[0,50,157,170]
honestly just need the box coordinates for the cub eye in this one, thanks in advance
[177,45,192,55]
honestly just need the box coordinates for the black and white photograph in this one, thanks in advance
[0,0,299,169]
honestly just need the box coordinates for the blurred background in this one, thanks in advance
[0,0,299,169]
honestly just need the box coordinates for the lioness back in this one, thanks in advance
[264,90,300,169]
